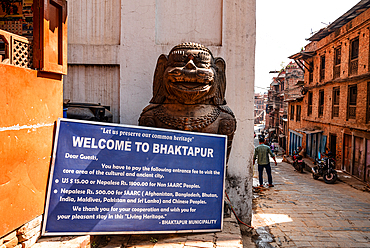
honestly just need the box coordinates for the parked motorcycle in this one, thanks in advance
[312,152,338,184]
[292,149,305,173]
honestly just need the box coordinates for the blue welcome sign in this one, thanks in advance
[42,118,227,235]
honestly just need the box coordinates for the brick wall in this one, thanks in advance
[290,6,370,173]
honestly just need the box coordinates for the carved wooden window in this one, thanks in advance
[333,46,341,79]
[296,105,301,122]
[308,91,313,116]
[320,55,325,81]
[290,105,294,121]
[309,62,313,83]
[318,90,324,117]
[347,85,357,120]
[332,87,340,118]
[349,37,359,76]
[33,0,67,74]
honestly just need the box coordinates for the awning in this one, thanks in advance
[288,51,315,61]
[297,129,323,134]
[288,51,315,72]
[284,96,304,102]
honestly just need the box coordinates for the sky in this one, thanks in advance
[255,0,361,93]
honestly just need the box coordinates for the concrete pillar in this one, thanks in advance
[67,0,256,224]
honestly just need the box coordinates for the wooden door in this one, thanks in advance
[330,134,337,160]
[365,139,370,183]
[306,134,312,157]
[353,136,364,179]
[312,134,317,159]
[343,134,352,173]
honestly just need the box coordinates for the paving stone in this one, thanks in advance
[184,240,214,247]
[308,241,340,247]
[20,233,39,248]
[252,161,370,248]
[287,235,317,242]
[17,216,42,236]
[215,239,243,248]
[31,235,90,248]
[17,226,40,242]
[186,234,214,242]
[293,241,313,247]
[154,243,185,248]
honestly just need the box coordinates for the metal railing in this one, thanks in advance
[0,29,33,68]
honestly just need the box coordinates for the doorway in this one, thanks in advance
[329,134,337,159]
[343,134,352,173]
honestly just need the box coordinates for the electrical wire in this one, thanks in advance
[225,191,254,229]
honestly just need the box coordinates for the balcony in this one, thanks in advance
[0,29,33,69]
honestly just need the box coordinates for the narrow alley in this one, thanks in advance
[252,157,370,247]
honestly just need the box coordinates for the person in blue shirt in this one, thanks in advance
[253,137,277,187]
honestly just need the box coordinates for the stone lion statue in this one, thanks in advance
[139,42,236,161]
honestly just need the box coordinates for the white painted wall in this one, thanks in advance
[65,0,256,224]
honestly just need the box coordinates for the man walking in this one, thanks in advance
[253,137,277,187]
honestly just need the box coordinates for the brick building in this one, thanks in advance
[289,0,370,183]
[266,61,304,152]
[254,92,267,124]
[266,70,284,146]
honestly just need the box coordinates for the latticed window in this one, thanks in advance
[349,37,359,76]
[333,47,341,79]
[347,85,357,119]
[308,92,313,116]
[320,55,326,81]
[318,90,324,117]
[332,87,340,118]
[290,105,295,121]
[309,62,313,83]
[296,105,301,122]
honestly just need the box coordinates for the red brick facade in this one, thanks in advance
[289,3,370,183]
[266,62,304,152]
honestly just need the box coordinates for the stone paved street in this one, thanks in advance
[32,211,244,248]
[252,159,370,247]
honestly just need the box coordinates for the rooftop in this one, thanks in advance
[308,0,370,41]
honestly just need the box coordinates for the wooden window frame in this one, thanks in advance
[349,37,359,76]
[33,0,68,74]
[318,90,324,117]
[308,91,313,116]
[290,105,295,121]
[320,55,325,81]
[309,61,313,83]
[332,87,340,118]
[296,105,301,122]
[347,84,357,120]
[333,46,341,79]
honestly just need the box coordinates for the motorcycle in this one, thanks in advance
[312,152,338,184]
[292,149,305,173]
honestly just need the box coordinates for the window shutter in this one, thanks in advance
[33,0,67,74]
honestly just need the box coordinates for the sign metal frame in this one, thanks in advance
[42,118,227,236]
